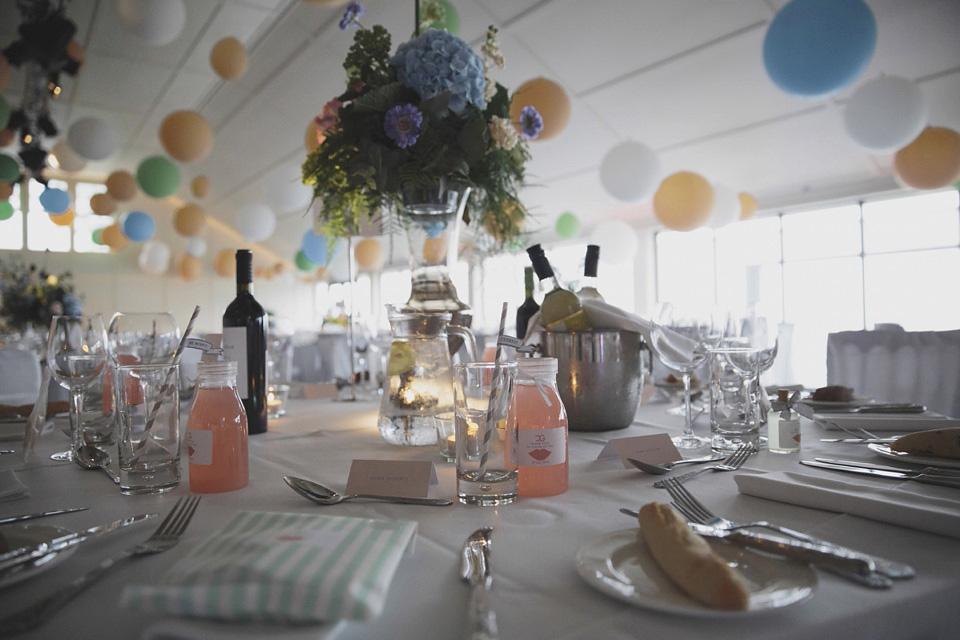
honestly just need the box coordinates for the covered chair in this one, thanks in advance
[0,348,43,406]
[826,329,960,417]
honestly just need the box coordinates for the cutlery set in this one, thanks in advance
[801,459,960,487]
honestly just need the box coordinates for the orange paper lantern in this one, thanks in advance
[191,175,210,198]
[173,203,206,237]
[423,237,447,265]
[0,181,12,200]
[49,209,75,226]
[210,37,248,80]
[102,223,128,250]
[509,77,571,142]
[90,192,116,216]
[178,254,202,281]
[66,40,86,70]
[159,110,214,163]
[0,128,13,147]
[0,53,10,92]
[653,171,715,231]
[738,192,758,220]
[354,237,383,270]
[214,249,235,278]
[894,127,960,190]
[106,170,138,201]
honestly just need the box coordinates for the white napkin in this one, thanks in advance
[0,469,30,502]
[735,471,960,539]
[141,618,345,640]
[813,412,960,432]
[122,511,417,624]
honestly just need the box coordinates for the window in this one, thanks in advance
[3,179,114,253]
[73,182,111,254]
[26,179,71,252]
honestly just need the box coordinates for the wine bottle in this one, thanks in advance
[222,249,268,435]
[525,244,591,331]
[577,244,604,301]
[515,266,540,340]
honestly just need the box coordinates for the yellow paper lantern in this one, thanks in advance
[90,192,116,216]
[653,171,715,231]
[894,127,960,190]
[0,128,13,147]
[173,203,207,237]
[354,237,383,270]
[210,37,248,80]
[738,192,758,220]
[49,209,75,226]
[423,237,447,265]
[102,223,128,250]
[214,249,236,278]
[191,175,210,198]
[159,110,214,163]
[509,77,571,142]
[0,181,12,200]
[306,120,323,153]
[106,170,138,201]
[178,254,202,281]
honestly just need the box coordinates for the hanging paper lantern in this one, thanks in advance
[66,40,86,70]
[423,237,446,265]
[763,0,876,98]
[844,76,929,153]
[0,128,14,147]
[102,223,128,250]
[121,210,156,241]
[301,229,328,265]
[210,37,248,80]
[173,203,206,236]
[0,154,19,182]
[178,254,202,281]
[191,175,210,198]
[67,117,117,161]
[214,249,236,277]
[295,250,316,272]
[91,228,104,245]
[705,184,740,229]
[116,0,187,46]
[0,200,13,221]
[40,187,70,214]
[424,0,459,34]
[599,141,662,202]
[653,171,715,231]
[509,77,570,141]
[589,220,638,264]
[0,182,12,199]
[237,204,276,242]
[90,193,116,216]
[0,96,10,130]
[138,240,171,274]
[266,173,312,212]
[106,170,138,201]
[739,193,758,220]
[159,111,213,163]
[0,53,10,92]
[354,238,384,271]
[49,208,75,226]
[137,156,180,198]
[50,140,86,172]
[894,127,960,190]
[184,236,207,257]
[555,212,580,239]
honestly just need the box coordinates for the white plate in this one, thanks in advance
[868,443,960,470]
[0,524,77,589]
[575,529,816,617]
[800,398,871,411]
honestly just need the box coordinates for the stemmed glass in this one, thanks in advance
[649,303,725,449]
[726,309,780,424]
[46,315,109,461]
[107,312,180,366]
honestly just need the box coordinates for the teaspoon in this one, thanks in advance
[74,445,120,484]
[283,475,452,506]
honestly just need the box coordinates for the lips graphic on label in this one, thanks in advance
[529,449,552,461]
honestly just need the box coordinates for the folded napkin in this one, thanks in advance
[122,511,417,624]
[813,412,960,432]
[0,469,30,502]
[735,471,960,539]
[141,618,345,640]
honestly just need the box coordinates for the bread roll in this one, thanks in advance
[638,502,750,610]
[891,427,960,460]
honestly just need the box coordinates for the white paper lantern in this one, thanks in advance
[184,236,207,257]
[266,173,313,213]
[67,117,116,161]
[236,203,276,242]
[844,76,929,153]
[138,240,171,275]
[706,184,740,229]
[589,220,638,264]
[50,140,86,172]
[599,141,661,202]
[116,0,187,46]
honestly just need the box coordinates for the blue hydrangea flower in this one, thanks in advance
[519,106,543,139]
[384,104,424,148]
[61,293,83,316]
[339,2,364,30]
[390,29,486,114]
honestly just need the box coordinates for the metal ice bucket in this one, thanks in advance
[540,330,647,432]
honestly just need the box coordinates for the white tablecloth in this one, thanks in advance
[2,399,959,639]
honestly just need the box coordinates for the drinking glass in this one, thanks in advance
[725,309,779,378]
[649,303,724,449]
[46,315,109,461]
[107,312,180,366]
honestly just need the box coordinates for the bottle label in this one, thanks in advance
[778,418,801,450]
[221,326,248,399]
[187,428,213,466]
[518,426,566,466]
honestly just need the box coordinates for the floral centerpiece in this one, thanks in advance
[301,1,541,311]
[0,256,83,333]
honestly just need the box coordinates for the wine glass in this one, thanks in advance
[725,309,779,378]
[46,315,109,462]
[649,303,725,449]
[107,312,181,366]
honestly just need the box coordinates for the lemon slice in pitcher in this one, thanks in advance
[387,341,417,376]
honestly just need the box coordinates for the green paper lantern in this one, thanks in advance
[295,250,317,271]
[0,96,9,130]
[136,155,181,198]
[425,0,459,34]
[555,212,580,239]
[0,200,13,221]
[92,228,104,245]
[0,154,19,183]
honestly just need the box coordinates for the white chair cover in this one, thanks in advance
[826,329,960,418]
[0,348,43,405]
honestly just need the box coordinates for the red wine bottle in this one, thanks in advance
[222,249,268,435]
[516,266,540,340]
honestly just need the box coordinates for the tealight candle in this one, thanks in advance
[266,384,289,418]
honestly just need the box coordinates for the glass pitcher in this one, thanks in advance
[377,306,477,446]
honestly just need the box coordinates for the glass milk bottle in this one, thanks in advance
[187,361,249,493]
[769,388,801,454]
[511,357,568,496]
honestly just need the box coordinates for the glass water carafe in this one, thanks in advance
[377,307,476,446]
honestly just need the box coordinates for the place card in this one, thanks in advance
[597,433,682,469]
[345,459,439,498]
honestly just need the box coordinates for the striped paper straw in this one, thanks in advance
[477,302,508,477]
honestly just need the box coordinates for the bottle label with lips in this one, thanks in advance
[187,428,213,466]
[518,427,566,466]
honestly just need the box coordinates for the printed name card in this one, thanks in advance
[345,459,439,498]
[597,433,682,469]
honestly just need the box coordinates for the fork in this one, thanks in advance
[652,443,751,488]
[0,495,201,635]
[661,479,913,581]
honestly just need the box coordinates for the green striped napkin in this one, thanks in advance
[121,511,417,623]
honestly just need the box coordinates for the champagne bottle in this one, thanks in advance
[525,244,591,331]
[222,250,268,435]
[577,244,604,301]
[515,266,540,340]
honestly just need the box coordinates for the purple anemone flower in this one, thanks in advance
[384,104,424,148]
[519,105,543,139]
[339,2,365,30]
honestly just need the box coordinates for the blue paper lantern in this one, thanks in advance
[40,187,71,214]
[301,230,328,266]
[763,0,877,98]
[121,210,155,242]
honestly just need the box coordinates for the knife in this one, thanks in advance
[820,437,898,444]
[800,460,960,488]
[820,404,927,414]
[815,458,960,477]
[460,527,499,640]
[0,507,88,526]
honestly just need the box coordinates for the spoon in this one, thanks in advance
[627,454,725,475]
[283,475,453,506]
[74,445,121,484]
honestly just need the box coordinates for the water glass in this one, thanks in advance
[80,364,115,445]
[116,363,181,495]
[709,347,761,452]
[454,361,518,506]
[434,411,456,462]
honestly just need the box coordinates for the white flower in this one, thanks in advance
[489,116,519,151]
